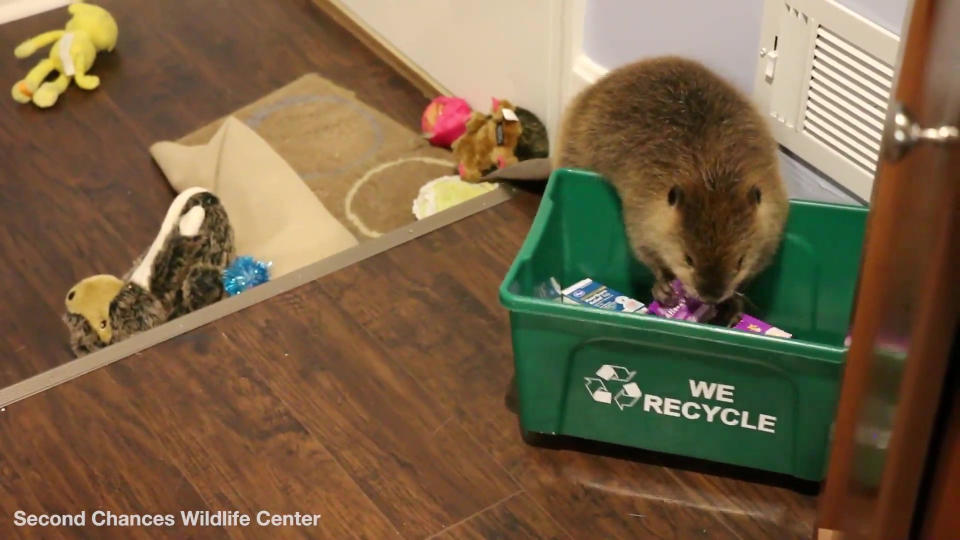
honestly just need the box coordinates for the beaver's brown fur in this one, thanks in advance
[557,56,789,311]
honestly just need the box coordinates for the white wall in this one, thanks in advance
[582,0,765,93]
[0,0,69,25]
[835,0,909,34]
[579,0,909,92]
[335,0,564,141]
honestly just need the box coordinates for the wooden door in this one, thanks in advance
[814,0,959,538]
[916,363,960,538]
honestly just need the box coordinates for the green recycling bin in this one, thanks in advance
[498,169,867,480]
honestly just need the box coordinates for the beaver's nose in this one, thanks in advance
[695,281,726,304]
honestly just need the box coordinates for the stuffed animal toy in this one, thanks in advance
[513,107,550,161]
[63,187,235,357]
[421,96,472,147]
[11,1,118,108]
[452,98,523,182]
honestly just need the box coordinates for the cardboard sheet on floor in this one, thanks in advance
[150,116,358,278]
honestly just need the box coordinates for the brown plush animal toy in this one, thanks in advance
[62,187,235,357]
[452,98,522,181]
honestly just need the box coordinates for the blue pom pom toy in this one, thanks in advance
[223,256,271,296]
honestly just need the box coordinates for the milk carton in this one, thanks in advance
[561,278,648,314]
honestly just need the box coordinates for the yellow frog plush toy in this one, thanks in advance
[11,1,117,108]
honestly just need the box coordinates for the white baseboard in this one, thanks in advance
[0,0,70,25]
[566,53,608,104]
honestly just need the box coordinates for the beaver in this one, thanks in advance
[556,56,789,319]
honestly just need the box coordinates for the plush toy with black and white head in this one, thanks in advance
[63,187,235,357]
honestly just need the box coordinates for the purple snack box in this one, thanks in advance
[732,313,793,338]
[648,280,793,338]
[648,280,717,322]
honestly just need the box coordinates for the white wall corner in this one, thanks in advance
[569,53,608,99]
[551,0,613,151]
[542,0,567,150]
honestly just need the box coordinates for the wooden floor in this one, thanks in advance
[0,1,818,538]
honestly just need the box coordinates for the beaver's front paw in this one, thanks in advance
[652,278,680,307]
[711,295,745,327]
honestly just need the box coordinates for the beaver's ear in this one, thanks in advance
[668,185,683,207]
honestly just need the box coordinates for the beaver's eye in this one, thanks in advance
[99,320,107,329]
[738,256,744,270]
[67,290,75,301]
[685,254,694,266]
[668,186,681,206]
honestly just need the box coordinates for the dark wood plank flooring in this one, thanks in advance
[0,1,818,538]
[0,0,426,387]
[0,192,818,539]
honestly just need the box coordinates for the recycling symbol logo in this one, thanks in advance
[584,365,642,410]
